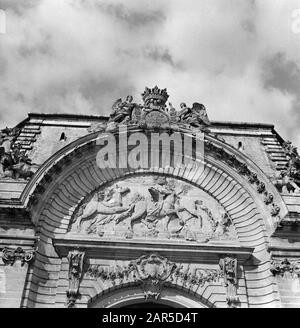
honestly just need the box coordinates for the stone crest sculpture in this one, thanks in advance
[129,253,177,299]
[89,86,210,132]
[69,176,236,243]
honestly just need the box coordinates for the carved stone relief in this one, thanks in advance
[0,127,38,180]
[88,86,210,133]
[67,250,85,308]
[87,253,222,300]
[69,176,237,243]
[219,256,239,307]
[270,258,300,279]
[1,246,35,266]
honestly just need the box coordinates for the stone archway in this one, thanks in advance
[19,128,286,308]
[88,286,209,308]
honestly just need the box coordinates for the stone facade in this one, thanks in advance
[1,86,300,308]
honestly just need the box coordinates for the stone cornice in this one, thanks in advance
[53,236,254,263]
[0,234,37,247]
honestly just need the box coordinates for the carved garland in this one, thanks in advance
[87,253,225,303]
[1,247,35,266]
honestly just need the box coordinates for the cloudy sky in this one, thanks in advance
[0,0,299,146]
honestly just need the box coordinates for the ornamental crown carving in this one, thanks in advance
[141,86,169,110]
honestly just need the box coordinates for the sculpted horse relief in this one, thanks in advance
[69,176,236,242]
[72,185,132,233]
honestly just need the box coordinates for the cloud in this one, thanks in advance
[263,52,300,94]
[91,1,166,28]
[261,52,300,144]
[0,0,299,148]
[0,0,39,15]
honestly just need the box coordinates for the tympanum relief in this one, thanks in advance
[69,176,236,243]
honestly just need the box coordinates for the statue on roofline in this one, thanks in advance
[0,126,37,180]
[89,86,211,132]
[109,95,139,124]
[177,102,210,127]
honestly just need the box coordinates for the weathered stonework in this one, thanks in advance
[0,86,299,308]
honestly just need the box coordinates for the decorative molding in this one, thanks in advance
[219,256,239,308]
[205,140,281,225]
[53,236,254,263]
[66,249,85,308]
[129,253,176,300]
[263,192,274,205]
[270,258,300,278]
[1,246,35,266]
[87,253,222,300]
[270,204,281,217]
[172,264,222,291]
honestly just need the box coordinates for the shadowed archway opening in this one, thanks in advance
[122,302,173,309]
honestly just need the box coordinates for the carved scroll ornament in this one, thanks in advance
[1,246,35,266]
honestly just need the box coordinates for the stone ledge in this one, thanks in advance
[0,234,38,248]
[53,235,254,263]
